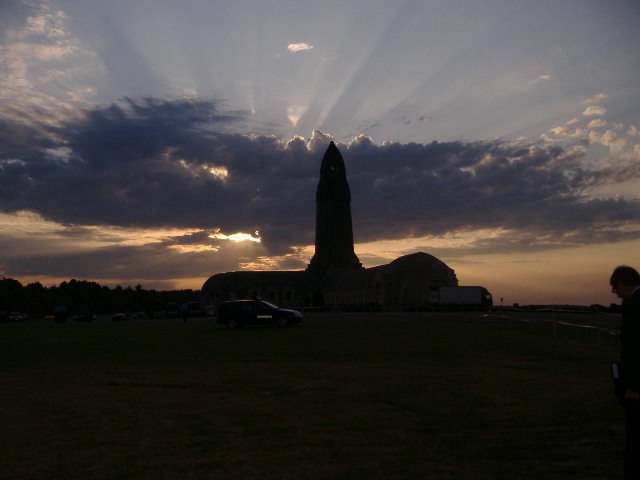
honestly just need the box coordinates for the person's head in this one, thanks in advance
[610,265,640,299]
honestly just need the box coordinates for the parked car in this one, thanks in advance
[112,313,127,321]
[8,312,25,322]
[54,306,68,322]
[216,300,303,329]
[166,303,180,318]
[74,306,95,321]
[187,302,203,318]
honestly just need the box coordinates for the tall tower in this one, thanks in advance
[307,141,362,275]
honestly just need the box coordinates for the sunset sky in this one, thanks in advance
[1,0,639,306]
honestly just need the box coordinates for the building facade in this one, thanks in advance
[201,142,458,308]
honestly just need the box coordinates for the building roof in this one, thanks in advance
[202,270,309,292]
[380,252,455,277]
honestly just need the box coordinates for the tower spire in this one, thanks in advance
[307,141,362,275]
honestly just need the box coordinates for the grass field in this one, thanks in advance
[0,313,625,480]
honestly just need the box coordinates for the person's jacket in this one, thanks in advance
[620,288,640,393]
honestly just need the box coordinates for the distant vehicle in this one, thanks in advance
[131,312,145,319]
[205,305,216,317]
[166,303,180,318]
[74,306,95,321]
[434,286,493,308]
[54,306,68,322]
[187,302,202,318]
[8,312,25,322]
[112,313,127,321]
[216,300,303,329]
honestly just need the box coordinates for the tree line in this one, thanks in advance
[0,278,201,317]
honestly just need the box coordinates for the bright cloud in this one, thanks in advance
[286,105,306,125]
[209,232,261,243]
[583,106,607,116]
[528,74,551,86]
[287,43,314,52]
[588,119,607,128]
[583,93,609,104]
[549,126,567,136]
[589,129,627,154]
[0,0,103,117]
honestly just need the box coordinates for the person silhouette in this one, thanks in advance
[610,265,640,479]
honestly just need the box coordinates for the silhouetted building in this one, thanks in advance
[307,142,363,276]
[201,141,458,308]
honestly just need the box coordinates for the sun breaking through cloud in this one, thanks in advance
[209,231,261,243]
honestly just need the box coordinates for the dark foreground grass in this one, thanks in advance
[0,315,624,480]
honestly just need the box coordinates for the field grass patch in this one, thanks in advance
[0,315,624,479]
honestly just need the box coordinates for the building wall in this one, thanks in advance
[202,253,458,309]
[201,143,459,309]
[201,271,316,308]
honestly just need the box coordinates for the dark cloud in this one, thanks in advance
[346,139,640,245]
[1,96,640,286]
[0,98,319,246]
